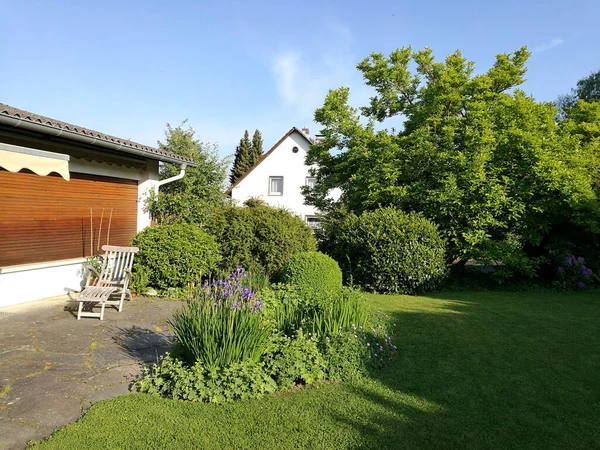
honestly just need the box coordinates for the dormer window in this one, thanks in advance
[269,176,283,195]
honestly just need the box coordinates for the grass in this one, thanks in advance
[33,290,600,449]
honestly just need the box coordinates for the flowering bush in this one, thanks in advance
[169,267,270,369]
[555,255,597,289]
[136,266,397,404]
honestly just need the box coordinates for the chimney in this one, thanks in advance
[301,127,310,136]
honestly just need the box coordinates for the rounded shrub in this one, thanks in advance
[278,252,343,301]
[321,208,447,294]
[131,223,221,290]
[206,203,316,276]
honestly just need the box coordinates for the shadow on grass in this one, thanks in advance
[324,291,600,449]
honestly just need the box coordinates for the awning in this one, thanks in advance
[0,143,70,181]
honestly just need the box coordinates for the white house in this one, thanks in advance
[0,104,193,307]
[228,127,328,225]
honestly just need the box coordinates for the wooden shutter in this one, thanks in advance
[0,169,138,267]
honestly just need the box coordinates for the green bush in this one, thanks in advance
[131,224,221,290]
[169,269,271,370]
[319,208,448,294]
[206,203,316,276]
[278,252,343,302]
[263,331,327,390]
[134,354,277,404]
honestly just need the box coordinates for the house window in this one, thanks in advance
[269,176,283,195]
[305,215,320,228]
[305,177,317,189]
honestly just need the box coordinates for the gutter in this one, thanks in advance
[157,164,187,188]
[0,114,193,166]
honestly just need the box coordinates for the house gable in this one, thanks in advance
[229,128,317,219]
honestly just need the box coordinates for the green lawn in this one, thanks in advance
[35,291,600,449]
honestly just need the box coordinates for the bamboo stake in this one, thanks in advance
[97,208,105,251]
[90,208,93,256]
[106,208,113,246]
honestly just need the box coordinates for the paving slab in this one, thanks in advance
[0,296,182,449]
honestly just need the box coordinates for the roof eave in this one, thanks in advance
[0,105,196,167]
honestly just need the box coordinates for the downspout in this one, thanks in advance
[156,163,187,189]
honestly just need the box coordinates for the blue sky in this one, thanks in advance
[2,0,599,160]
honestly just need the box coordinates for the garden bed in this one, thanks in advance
[33,290,600,449]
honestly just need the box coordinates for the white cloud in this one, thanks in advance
[328,23,354,44]
[273,52,302,106]
[270,24,370,119]
[532,38,564,53]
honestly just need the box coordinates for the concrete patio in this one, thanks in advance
[0,295,183,449]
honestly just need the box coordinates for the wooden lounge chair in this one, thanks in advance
[77,245,139,320]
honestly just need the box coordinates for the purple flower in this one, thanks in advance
[576,257,585,264]
[557,266,564,274]
[577,281,585,289]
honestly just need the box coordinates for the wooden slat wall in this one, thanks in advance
[0,169,138,267]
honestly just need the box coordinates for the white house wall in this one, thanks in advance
[231,132,317,220]
[0,260,84,307]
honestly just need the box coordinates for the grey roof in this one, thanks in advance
[0,103,195,166]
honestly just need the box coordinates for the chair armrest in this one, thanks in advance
[83,264,101,279]
[83,264,101,287]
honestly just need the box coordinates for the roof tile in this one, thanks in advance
[0,103,195,165]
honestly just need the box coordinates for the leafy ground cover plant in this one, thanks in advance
[134,354,277,403]
[263,330,327,390]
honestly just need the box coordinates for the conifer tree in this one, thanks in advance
[250,129,264,166]
[229,130,252,184]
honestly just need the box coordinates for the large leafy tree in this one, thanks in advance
[148,122,228,225]
[557,70,600,117]
[306,47,600,276]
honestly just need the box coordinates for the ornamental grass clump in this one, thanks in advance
[169,267,271,370]
[310,287,368,339]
